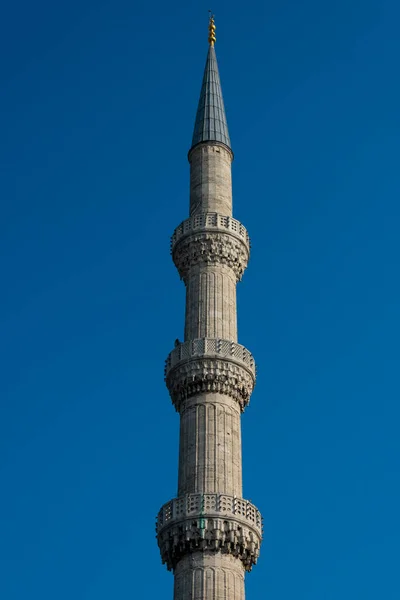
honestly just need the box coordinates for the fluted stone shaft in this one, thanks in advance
[179,143,241,499]
[185,143,237,343]
[178,394,242,497]
[174,553,245,600]
[184,264,238,342]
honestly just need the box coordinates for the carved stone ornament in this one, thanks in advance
[172,231,250,282]
[156,493,262,572]
[165,338,256,412]
[166,358,254,412]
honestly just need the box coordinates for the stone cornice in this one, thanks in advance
[188,140,234,162]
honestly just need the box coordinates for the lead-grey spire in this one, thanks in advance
[191,45,231,150]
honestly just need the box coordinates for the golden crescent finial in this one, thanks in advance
[208,13,216,46]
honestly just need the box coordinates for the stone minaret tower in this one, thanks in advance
[156,17,262,600]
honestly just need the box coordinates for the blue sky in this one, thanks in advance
[1,0,400,598]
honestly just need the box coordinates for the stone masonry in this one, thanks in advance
[156,18,262,600]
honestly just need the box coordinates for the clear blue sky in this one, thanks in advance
[1,0,399,598]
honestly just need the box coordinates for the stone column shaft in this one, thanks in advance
[174,553,245,600]
[190,144,233,216]
[178,146,243,502]
[184,265,238,342]
[178,394,242,497]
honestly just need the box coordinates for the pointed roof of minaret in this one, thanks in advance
[191,16,231,151]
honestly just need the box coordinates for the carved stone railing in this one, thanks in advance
[157,493,262,532]
[171,213,250,281]
[166,338,255,372]
[171,213,250,248]
[165,338,256,412]
[156,493,262,572]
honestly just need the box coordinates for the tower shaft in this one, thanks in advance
[157,20,262,600]
[185,144,237,343]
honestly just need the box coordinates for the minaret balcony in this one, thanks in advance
[156,492,263,572]
[165,338,256,412]
[171,213,250,281]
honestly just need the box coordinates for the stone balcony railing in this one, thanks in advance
[171,212,250,250]
[157,493,262,535]
[165,338,256,377]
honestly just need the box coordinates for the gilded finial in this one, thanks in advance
[208,13,216,46]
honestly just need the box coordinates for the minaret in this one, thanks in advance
[156,16,262,600]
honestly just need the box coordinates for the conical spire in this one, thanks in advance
[191,17,231,150]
